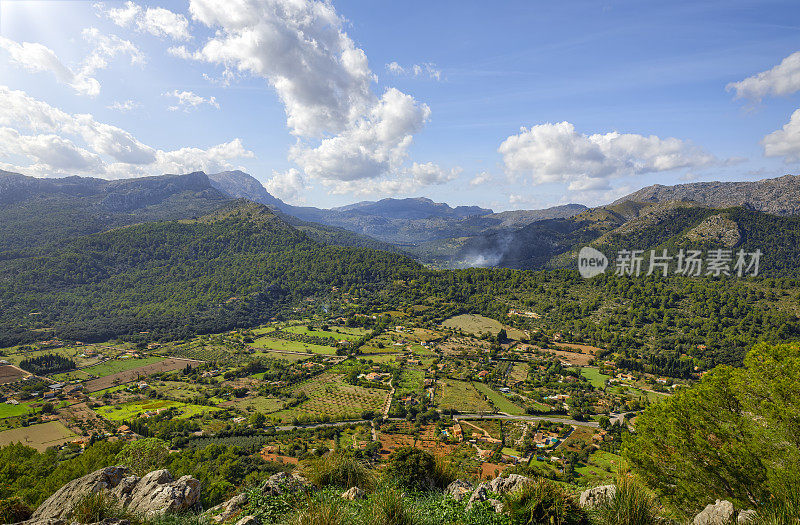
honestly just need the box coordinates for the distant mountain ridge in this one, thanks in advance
[614,174,800,216]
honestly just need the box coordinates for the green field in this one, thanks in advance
[252,351,310,362]
[273,372,388,423]
[53,356,165,382]
[229,395,282,414]
[472,382,526,415]
[581,367,610,389]
[252,337,337,355]
[283,325,367,341]
[396,369,424,396]
[0,402,34,419]
[441,314,526,339]
[575,451,625,486]
[94,399,219,421]
[436,379,493,413]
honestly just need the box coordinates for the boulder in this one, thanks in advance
[445,480,474,502]
[206,493,249,524]
[487,474,531,495]
[260,472,309,497]
[116,470,200,516]
[486,499,504,513]
[340,487,365,501]
[738,510,757,524]
[579,485,616,508]
[233,516,258,525]
[693,500,735,525]
[29,467,129,522]
[464,483,489,512]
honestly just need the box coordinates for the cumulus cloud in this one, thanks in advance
[385,61,442,81]
[0,86,252,177]
[164,89,220,111]
[498,121,718,189]
[100,1,191,41]
[169,0,436,195]
[727,51,800,102]
[323,162,461,197]
[470,171,492,186]
[762,108,800,161]
[264,168,307,202]
[108,100,140,112]
[0,30,141,96]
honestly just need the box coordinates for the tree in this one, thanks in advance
[115,438,170,476]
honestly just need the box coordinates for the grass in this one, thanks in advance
[441,314,526,339]
[472,382,526,415]
[435,379,493,413]
[0,421,76,451]
[0,401,34,419]
[252,337,337,355]
[575,451,625,486]
[581,367,611,389]
[53,356,165,382]
[252,351,310,362]
[284,326,367,341]
[93,400,219,421]
[396,369,424,396]
[230,395,282,414]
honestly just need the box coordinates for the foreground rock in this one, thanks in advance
[465,474,533,513]
[445,479,474,502]
[22,466,200,525]
[260,472,309,496]
[693,500,735,525]
[579,485,616,508]
[341,487,365,501]
[206,493,249,524]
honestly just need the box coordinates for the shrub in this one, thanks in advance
[364,486,418,525]
[301,452,373,490]
[385,447,451,491]
[71,492,135,525]
[591,474,661,525]
[115,438,169,476]
[503,478,589,525]
[287,499,350,525]
[0,497,33,524]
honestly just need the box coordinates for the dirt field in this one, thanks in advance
[0,365,28,385]
[82,358,201,392]
[555,343,605,354]
[0,421,76,451]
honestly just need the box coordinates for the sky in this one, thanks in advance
[1,0,800,211]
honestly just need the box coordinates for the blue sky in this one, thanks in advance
[1,0,800,210]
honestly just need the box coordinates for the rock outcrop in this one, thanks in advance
[259,472,309,496]
[341,487,365,501]
[465,474,532,513]
[693,500,735,525]
[579,485,616,508]
[445,479,474,502]
[23,467,200,525]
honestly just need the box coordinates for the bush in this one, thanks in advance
[591,474,661,525]
[71,492,135,525]
[385,447,453,491]
[115,438,169,476]
[0,497,33,524]
[503,478,589,525]
[364,486,418,525]
[288,499,350,525]
[301,452,373,490]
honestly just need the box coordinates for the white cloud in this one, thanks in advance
[323,162,460,197]
[762,108,800,161]
[264,168,307,202]
[164,89,220,111]
[727,51,800,102]
[170,0,436,194]
[102,1,191,41]
[108,100,140,112]
[0,30,142,97]
[386,61,442,81]
[409,161,460,185]
[470,171,492,186]
[498,121,718,188]
[0,86,252,177]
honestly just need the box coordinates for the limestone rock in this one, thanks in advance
[464,483,488,512]
[487,474,531,495]
[445,479,474,502]
[579,485,616,508]
[233,516,258,525]
[738,510,757,524]
[486,499,504,513]
[693,500,735,525]
[341,487,365,501]
[206,493,249,524]
[30,467,129,522]
[119,470,200,516]
[260,472,309,496]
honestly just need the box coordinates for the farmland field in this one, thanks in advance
[436,379,493,413]
[251,351,310,362]
[472,382,526,415]
[283,325,367,341]
[82,358,201,392]
[228,396,282,414]
[441,314,526,339]
[0,401,34,419]
[251,337,336,355]
[53,356,166,382]
[581,367,610,388]
[396,368,424,396]
[0,365,28,385]
[0,421,76,451]
[273,372,388,423]
[94,399,219,421]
